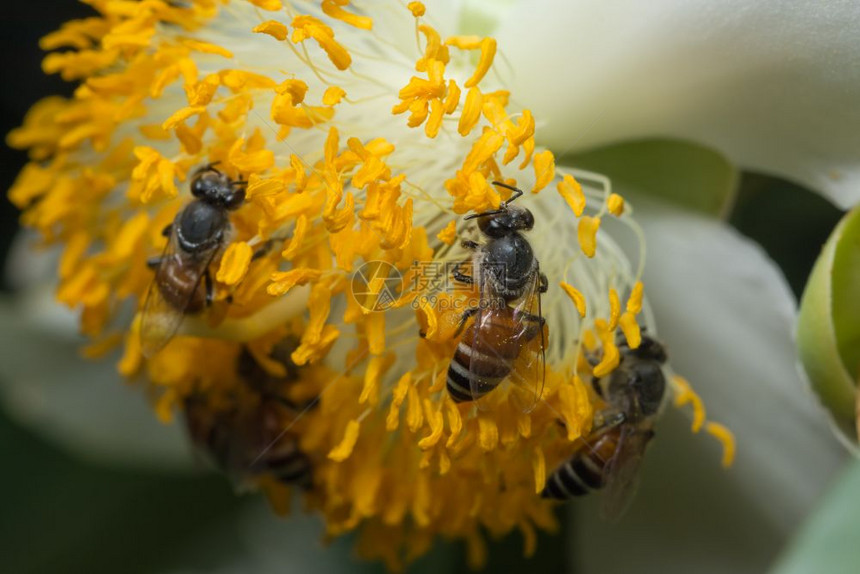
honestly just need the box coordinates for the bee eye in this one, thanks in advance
[225,189,246,210]
[191,176,207,198]
[523,209,534,230]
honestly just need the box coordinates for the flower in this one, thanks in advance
[1,1,852,574]
[4,0,738,568]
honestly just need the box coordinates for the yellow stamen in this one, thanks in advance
[329,419,361,461]
[705,422,737,468]
[532,150,555,193]
[557,174,585,217]
[322,0,373,30]
[216,241,253,286]
[408,2,426,17]
[626,281,644,314]
[560,282,587,318]
[248,0,283,11]
[322,85,346,106]
[672,375,707,432]
[532,446,546,494]
[253,21,289,42]
[618,312,642,348]
[608,288,621,330]
[607,193,625,216]
[577,216,601,258]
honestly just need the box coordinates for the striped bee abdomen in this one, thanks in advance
[446,309,529,403]
[542,428,621,500]
[257,441,313,488]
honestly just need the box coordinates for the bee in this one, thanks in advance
[183,339,314,488]
[542,334,668,520]
[445,181,548,409]
[140,164,247,357]
[184,396,313,489]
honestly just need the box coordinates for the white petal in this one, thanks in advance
[570,202,847,573]
[0,292,193,471]
[161,498,456,574]
[495,0,860,208]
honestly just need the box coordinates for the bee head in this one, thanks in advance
[472,205,535,238]
[191,166,247,210]
[628,334,668,363]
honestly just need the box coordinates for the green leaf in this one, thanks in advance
[771,459,860,574]
[561,138,738,217]
[797,207,860,443]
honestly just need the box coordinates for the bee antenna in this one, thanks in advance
[491,181,524,205]
[464,208,505,221]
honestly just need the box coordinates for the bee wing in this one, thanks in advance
[599,425,654,522]
[507,269,547,413]
[140,230,213,357]
[467,298,504,412]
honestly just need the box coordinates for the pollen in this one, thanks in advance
[672,376,735,467]
[577,215,601,258]
[560,282,587,318]
[216,241,253,286]
[557,174,586,216]
[607,193,625,216]
[7,0,712,568]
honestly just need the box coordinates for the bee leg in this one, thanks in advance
[539,272,548,294]
[521,312,546,328]
[204,269,214,307]
[146,256,163,270]
[161,223,173,237]
[451,261,474,285]
[453,307,480,338]
[461,240,480,250]
[592,408,626,431]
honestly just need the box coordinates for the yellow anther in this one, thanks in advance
[705,422,736,468]
[458,86,483,136]
[323,85,346,106]
[478,417,499,451]
[618,312,641,349]
[577,216,601,258]
[248,0,282,10]
[672,375,706,433]
[161,106,205,130]
[560,282,587,318]
[608,288,621,330]
[557,174,586,217]
[627,281,644,314]
[531,150,555,193]
[267,268,322,296]
[178,38,233,59]
[329,419,361,461]
[322,0,373,30]
[592,341,620,377]
[216,241,253,286]
[464,38,496,88]
[532,447,546,494]
[436,220,457,245]
[418,400,445,449]
[408,2,426,17]
[291,15,352,70]
[253,20,288,41]
[608,193,625,216]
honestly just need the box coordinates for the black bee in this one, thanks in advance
[184,338,315,489]
[446,181,548,409]
[141,164,246,356]
[542,334,667,520]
